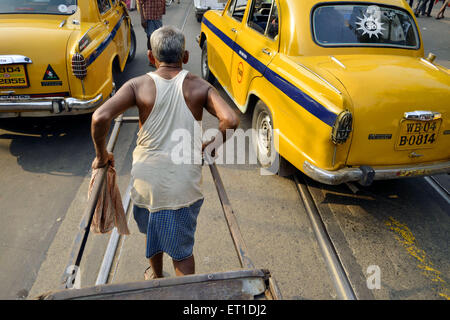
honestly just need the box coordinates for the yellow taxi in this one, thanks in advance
[0,0,136,118]
[199,0,450,185]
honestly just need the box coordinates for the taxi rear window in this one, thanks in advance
[0,0,78,15]
[312,4,419,49]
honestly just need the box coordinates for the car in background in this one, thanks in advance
[194,0,227,22]
[0,0,136,118]
[198,0,450,185]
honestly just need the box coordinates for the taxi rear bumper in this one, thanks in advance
[303,160,450,186]
[0,94,103,117]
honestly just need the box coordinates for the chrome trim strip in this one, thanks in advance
[303,160,450,185]
[0,55,33,65]
[404,110,441,121]
[296,62,342,95]
[0,94,103,113]
[330,56,346,69]
[420,58,439,70]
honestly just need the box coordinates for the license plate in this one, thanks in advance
[0,64,29,89]
[0,95,30,100]
[396,119,441,150]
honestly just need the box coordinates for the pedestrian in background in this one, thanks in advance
[436,0,449,18]
[137,0,166,50]
[414,0,435,16]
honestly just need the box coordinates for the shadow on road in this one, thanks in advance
[0,114,94,176]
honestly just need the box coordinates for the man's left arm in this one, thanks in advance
[91,80,137,168]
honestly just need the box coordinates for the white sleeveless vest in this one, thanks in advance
[130,70,203,212]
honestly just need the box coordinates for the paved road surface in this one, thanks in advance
[0,1,448,300]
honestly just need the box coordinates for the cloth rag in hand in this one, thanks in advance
[88,165,130,235]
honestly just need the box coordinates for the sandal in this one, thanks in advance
[144,266,158,280]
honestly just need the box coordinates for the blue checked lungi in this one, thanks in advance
[133,198,204,261]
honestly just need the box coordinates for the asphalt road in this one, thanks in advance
[0,1,449,300]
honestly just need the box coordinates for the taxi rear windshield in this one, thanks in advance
[0,0,78,15]
[312,4,419,49]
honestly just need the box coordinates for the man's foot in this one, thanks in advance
[144,266,159,280]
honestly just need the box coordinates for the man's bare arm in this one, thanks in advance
[206,86,240,132]
[203,85,240,154]
[91,80,137,168]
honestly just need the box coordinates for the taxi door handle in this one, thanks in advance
[231,28,237,33]
[104,20,109,25]
[262,48,272,56]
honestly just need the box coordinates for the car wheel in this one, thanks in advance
[252,100,276,168]
[127,27,136,63]
[201,41,215,83]
[196,14,202,23]
[252,100,295,176]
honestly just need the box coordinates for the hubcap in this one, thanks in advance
[256,111,273,165]
[202,48,208,78]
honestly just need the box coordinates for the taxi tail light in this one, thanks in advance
[332,111,352,144]
[72,53,87,80]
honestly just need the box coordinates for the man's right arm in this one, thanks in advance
[91,80,137,168]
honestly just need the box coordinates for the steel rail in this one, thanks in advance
[95,181,133,285]
[94,116,139,286]
[424,176,450,205]
[294,174,357,300]
[206,156,282,300]
[206,157,256,270]
[61,114,125,289]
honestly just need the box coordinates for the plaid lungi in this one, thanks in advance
[133,198,204,261]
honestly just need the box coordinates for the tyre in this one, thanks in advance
[201,41,215,83]
[252,100,276,168]
[127,27,136,63]
[196,14,202,23]
[252,100,296,176]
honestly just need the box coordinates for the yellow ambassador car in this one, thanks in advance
[0,0,136,118]
[199,0,450,185]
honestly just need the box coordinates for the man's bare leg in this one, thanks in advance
[148,252,164,278]
[172,255,195,276]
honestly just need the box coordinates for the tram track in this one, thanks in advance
[292,171,449,300]
[293,174,357,300]
[424,175,450,205]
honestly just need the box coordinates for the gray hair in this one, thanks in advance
[150,26,185,63]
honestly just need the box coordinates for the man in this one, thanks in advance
[138,0,166,50]
[91,26,239,279]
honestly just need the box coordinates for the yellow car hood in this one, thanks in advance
[1,16,75,95]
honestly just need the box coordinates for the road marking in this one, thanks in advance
[180,0,193,31]
[385,217,449,300]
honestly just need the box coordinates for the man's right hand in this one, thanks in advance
[92,152,115,169]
